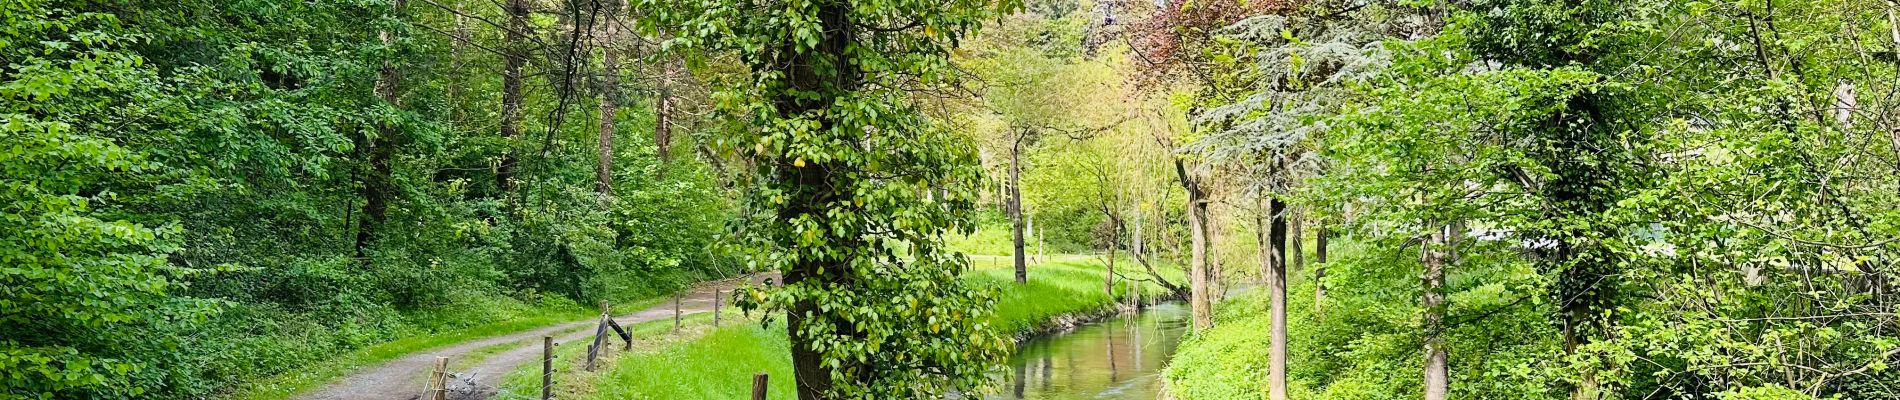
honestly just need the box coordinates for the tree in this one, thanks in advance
[496,0,529,194]
[356,0,407,258]
[595,0,620,195]
[966,17,1122,283]
[641,0,1015,397]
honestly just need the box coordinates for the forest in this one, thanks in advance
[3,0,1898,399]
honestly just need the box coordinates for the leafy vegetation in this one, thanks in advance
[2,0,731,397]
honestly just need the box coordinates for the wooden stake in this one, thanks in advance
[429,356,448,400]
[751,373,769,400]
[713,288,722,327]
[542,336,553,400]
[673,294,682,332]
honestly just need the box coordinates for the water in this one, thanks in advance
[985,302,1190,400]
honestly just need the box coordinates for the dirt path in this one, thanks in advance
[295,274,773,400]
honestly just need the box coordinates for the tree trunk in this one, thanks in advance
[1174,155,1212,330]
[776,3,854,398]
[1267,195,1288,400]
[1290,208,1303,272]
[655,62,673,180]
[1187,191,1212,330]
[1106,223,1117,298]
[496,0,528,194]
[1315,221,1328,316]
[1423,223,1449,400]
[595,0,619,195]
[1011,135,1028,283]
[356,0,405,259]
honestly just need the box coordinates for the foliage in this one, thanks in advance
[1167,0,1900,398]
[1166,240,1561,400]
[1,0,734,396]
[637,0,1020,397]
[0,3,215,396]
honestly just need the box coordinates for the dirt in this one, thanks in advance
[294,274,774,400]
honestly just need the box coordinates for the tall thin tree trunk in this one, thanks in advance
[1106,222,1117,298]
[655,61,673,180]
[1290,208,1303,272]
[1208,204,1224,303]
[1267,195,1288,400]
[356,0,405,259]
[1423,223,1449,400]
[1315,221,1328,316]
[595,0,620,195]
[497,0,528,194]
[1011,135,1028,283]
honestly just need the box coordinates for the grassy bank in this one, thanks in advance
[526,257,1182,399]
[1161,240,1560,399]
[226,274,701,400]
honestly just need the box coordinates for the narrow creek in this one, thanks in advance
[986,302,1191,399]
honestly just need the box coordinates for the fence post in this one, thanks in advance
[428,356,448,400]
[673,294,682,332]
[542,336,553,400]
[713,288,721,327]
[751,373,769,400]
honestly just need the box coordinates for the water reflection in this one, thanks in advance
[988,302,1189,400]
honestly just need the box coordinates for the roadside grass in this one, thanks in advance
[227,296,671,400]
[549,257,1183,398]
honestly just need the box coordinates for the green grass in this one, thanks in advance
[542,257,1182,398]
[966,258,1181,334]
[226,296,673,400]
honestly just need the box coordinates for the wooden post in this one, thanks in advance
[428,356,448,400]
[751,373,769,400]
[673,294,682,332]
[542,336,553,400]
[713,288,722,327]
[585,314,608,371]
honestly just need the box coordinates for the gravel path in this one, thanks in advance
[294,274,773,400]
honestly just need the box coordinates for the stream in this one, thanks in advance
[986,302,1191,399]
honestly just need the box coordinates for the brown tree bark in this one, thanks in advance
[356,0,405,259]
[496,0,528,194]
[594,0,620,195]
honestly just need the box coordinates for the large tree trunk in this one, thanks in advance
[1011,135,1028,283]
[496,0,528,194]
[1423,223,1449,400]
[594,0,619,195]
[356,0,404,259]
[1267,195,1288,400]
[778,3,854,397]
